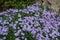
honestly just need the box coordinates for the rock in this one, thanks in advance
[35,0,60,13]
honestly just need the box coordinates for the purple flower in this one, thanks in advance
[14,29,21,36]
[22,9,29,13]
[0,26,8,35]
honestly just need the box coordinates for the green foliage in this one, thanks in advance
[0,0,35,11]
[58,26,60,33]
[39,5,44,9]
[6,27,15,40]
[25,31,35,40]
[11,13,18,23]
[57,36,60,40]
[20,12,35,18]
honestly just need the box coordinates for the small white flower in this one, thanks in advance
[15,21,18,24]
[21,32,25,35]
[15,38,20,40]
[25,38,27,40]
[18,14,21,17]
[14,33,19,36]
[3,37,6,39]
[18,18,22,21]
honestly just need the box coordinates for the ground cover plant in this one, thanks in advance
[0,2,60,40]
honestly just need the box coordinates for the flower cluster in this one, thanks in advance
[19,10,60,40]
[0,3,60,40]
[0,26,8,35]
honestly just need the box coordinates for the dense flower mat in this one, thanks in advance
[0,3,60,40]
